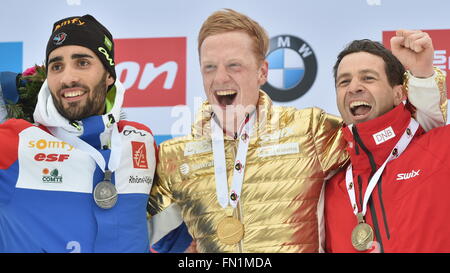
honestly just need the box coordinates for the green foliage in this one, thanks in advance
[6,65,46,123]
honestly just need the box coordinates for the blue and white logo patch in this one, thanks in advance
[263,35,317,102]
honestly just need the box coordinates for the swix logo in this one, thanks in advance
[131,141,148,169]
[396,169,421,181]
[373,126,395,145]
[383,29,450,99]
[115,37,186,107]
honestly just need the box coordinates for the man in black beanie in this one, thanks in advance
[0,14,157,253]
[45,14,116,121]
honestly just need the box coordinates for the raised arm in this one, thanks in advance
[391,30,447,131]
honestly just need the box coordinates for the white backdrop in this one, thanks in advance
[1,0,449,143]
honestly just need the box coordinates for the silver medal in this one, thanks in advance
[94,170,118,209]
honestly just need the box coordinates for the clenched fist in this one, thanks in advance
[391,30,434,78]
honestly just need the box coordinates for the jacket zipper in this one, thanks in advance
[377,176,390,240]
[351,126,388,252]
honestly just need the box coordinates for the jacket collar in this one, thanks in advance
[342,103,423,172]
[191,90,273,141]
[33,79,125,147]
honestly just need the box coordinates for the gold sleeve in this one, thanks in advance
[311,108,349,176]
[147,146,175,216]
[434,67,447,124]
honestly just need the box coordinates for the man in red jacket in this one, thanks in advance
[324,30,450,253]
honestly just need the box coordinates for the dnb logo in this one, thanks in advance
[263,35,317,102]
[383,29,450,99]
[115,37,186,107]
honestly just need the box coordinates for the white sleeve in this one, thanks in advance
[148,203,184,245]
[407,68,447,131]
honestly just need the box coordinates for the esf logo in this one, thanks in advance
[115,37,186,107]
[263,35,318,102]
[34,153,70,162]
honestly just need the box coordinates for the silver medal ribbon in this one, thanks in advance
[345,118,418,217]
[211,112,256,209]
[48,122,122,209]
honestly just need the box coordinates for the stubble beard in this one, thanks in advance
[52,72,108,121]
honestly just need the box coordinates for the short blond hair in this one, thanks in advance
[198,9,269,63]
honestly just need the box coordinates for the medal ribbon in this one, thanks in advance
[211,111,256,209]
[345,118,418,217]
[48,122,122,176]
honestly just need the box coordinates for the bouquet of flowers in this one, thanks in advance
[6,65,46,123]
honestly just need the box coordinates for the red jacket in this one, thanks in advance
[325,103,450,253]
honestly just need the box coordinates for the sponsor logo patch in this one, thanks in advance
[34,153,70,162]
[257,143,299,157]
[53,18,85,32]
[131,141,148,169]
[260,127,294,142]
[373,126,395,145]
[53,32,67,45]
[179,163,190,175]
[396,169,421,181]
[42,168,63,183]
[128,175,153,184]
[184,140,212,156]
[28,139,74,151]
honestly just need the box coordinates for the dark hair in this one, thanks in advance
[333,39,405,87]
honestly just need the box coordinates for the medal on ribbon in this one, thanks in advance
[93,170,118,209]
[211,112,256,245]
[49,122,122,210]
[345,118,418,251]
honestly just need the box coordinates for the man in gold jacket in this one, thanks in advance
[147,9,447,253]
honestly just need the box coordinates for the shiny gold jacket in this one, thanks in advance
[149,91,347,252]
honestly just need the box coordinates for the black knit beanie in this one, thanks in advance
[46,14,116,84]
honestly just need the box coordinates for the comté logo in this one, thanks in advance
[115,37,186,107]
[131,141,148,169]
[383,29,450,99]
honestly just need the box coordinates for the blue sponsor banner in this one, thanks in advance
[0,42,23,73]
[154,134,178,145]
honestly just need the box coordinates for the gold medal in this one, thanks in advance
[216,216,245,245]
[351,213,374,251]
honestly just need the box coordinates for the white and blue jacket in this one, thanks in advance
[0,80,156,252]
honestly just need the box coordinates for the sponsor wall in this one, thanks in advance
[1,0,450,144]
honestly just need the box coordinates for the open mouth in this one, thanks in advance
[349,101,372,117]
[61,89,87,101]
[215,90,237,107]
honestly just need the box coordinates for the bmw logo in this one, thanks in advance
[263,35,318,102]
